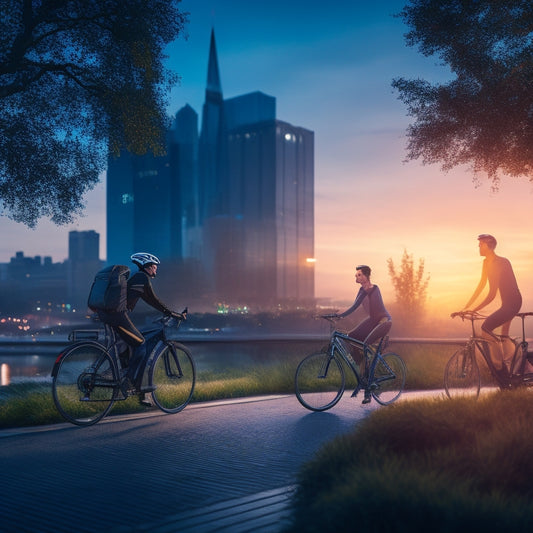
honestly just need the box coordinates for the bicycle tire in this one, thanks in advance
[294,349,345,411]
[444,347,480,399]
[149,341,196,413]
[371,352,407,405]
[52,342,118,426]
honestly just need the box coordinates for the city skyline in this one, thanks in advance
[1,0,533,315]
[106,30,315,307]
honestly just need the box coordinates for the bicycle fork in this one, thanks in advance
[164,343,185,379]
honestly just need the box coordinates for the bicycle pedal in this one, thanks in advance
[119,377,135,396]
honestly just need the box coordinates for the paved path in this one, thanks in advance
[0,394,386,532]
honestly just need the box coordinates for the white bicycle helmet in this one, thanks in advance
[131,252,161,269]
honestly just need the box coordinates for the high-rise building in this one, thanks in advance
[106,29,314,308]
[106,151,135,266]
[225,118,314,304]
[169,105,200,259]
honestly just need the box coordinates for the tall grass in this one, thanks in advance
[285,388,533,532]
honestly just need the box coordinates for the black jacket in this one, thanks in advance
[126,270,172,315]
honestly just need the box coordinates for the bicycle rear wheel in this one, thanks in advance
[149,341,196,413]
[294,349,345,411]
[52,343,118,426]
[371,352,407,405]
[444,347,480,399]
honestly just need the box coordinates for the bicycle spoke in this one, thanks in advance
[149,342,195,413]
[52,343,118,426]
[294,350,345,411]
[444,348,480,399]
[371,353,406,405]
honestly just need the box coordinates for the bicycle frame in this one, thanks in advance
[140,317,188,382]
[328,328,392,393]
[450,311,533,391]
[510,312,533,378]
[53,315,186,395]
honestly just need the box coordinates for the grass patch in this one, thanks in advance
[0,342,500,428]
[284,388,533,532]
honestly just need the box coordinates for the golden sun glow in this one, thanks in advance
[314,165,533,322]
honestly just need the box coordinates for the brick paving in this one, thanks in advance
[0,394,379,532]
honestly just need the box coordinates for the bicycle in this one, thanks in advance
[444,310,533,399]
[51,311,196,426]
[294,315,407,411]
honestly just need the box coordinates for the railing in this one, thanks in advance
[0,332,531,352]
[0,334,475,350]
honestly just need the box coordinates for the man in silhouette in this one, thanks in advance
[456,234,522,380]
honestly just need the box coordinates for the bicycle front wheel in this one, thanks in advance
[371,352,407,405]
[52,343,118,426]
[149,341,196,413]
[294,350,345,411]
[444,347,480,399]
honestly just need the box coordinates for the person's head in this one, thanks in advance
[131,252,160,278]
[355,264,371,284]
[478,234,497,253]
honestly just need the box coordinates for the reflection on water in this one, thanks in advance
[0,340,324,386]
[1,355,54,385]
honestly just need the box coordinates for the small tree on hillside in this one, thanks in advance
[387,249,430,319]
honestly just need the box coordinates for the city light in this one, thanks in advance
[306,258,317,263]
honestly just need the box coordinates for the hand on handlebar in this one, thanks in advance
[168,307,188,321]
[451,310,484,320]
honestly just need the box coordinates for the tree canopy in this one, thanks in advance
[393,0,533,186]
[0,0,187,227]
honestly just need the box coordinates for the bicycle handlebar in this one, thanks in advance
[156,308,188,327]
[314,313,341,322]
[516,311,533,318]
[450,310,486,321]
[452,310,533,322]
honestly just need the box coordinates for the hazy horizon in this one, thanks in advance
[2,0,533,318]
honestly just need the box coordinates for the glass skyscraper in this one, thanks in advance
[106,29,314,308]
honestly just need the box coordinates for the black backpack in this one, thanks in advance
[87,265,130,313]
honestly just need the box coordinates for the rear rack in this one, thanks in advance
[68,329,101,342]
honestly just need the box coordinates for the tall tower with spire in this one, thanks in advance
[198,29,227,222]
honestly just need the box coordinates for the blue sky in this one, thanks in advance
[2,0,533,313]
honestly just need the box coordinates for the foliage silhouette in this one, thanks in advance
[387,249,430,319]
[393,0,533,186]
[1,0,187,226]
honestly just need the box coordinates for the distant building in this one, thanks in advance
[106,29,314,309]
[67,231,103,310]
[1,251,67,314]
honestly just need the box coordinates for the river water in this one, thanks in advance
[0,337,326,386]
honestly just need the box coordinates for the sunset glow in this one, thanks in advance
[2,0,533,320]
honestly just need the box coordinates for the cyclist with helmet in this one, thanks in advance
[96,252,183,395]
